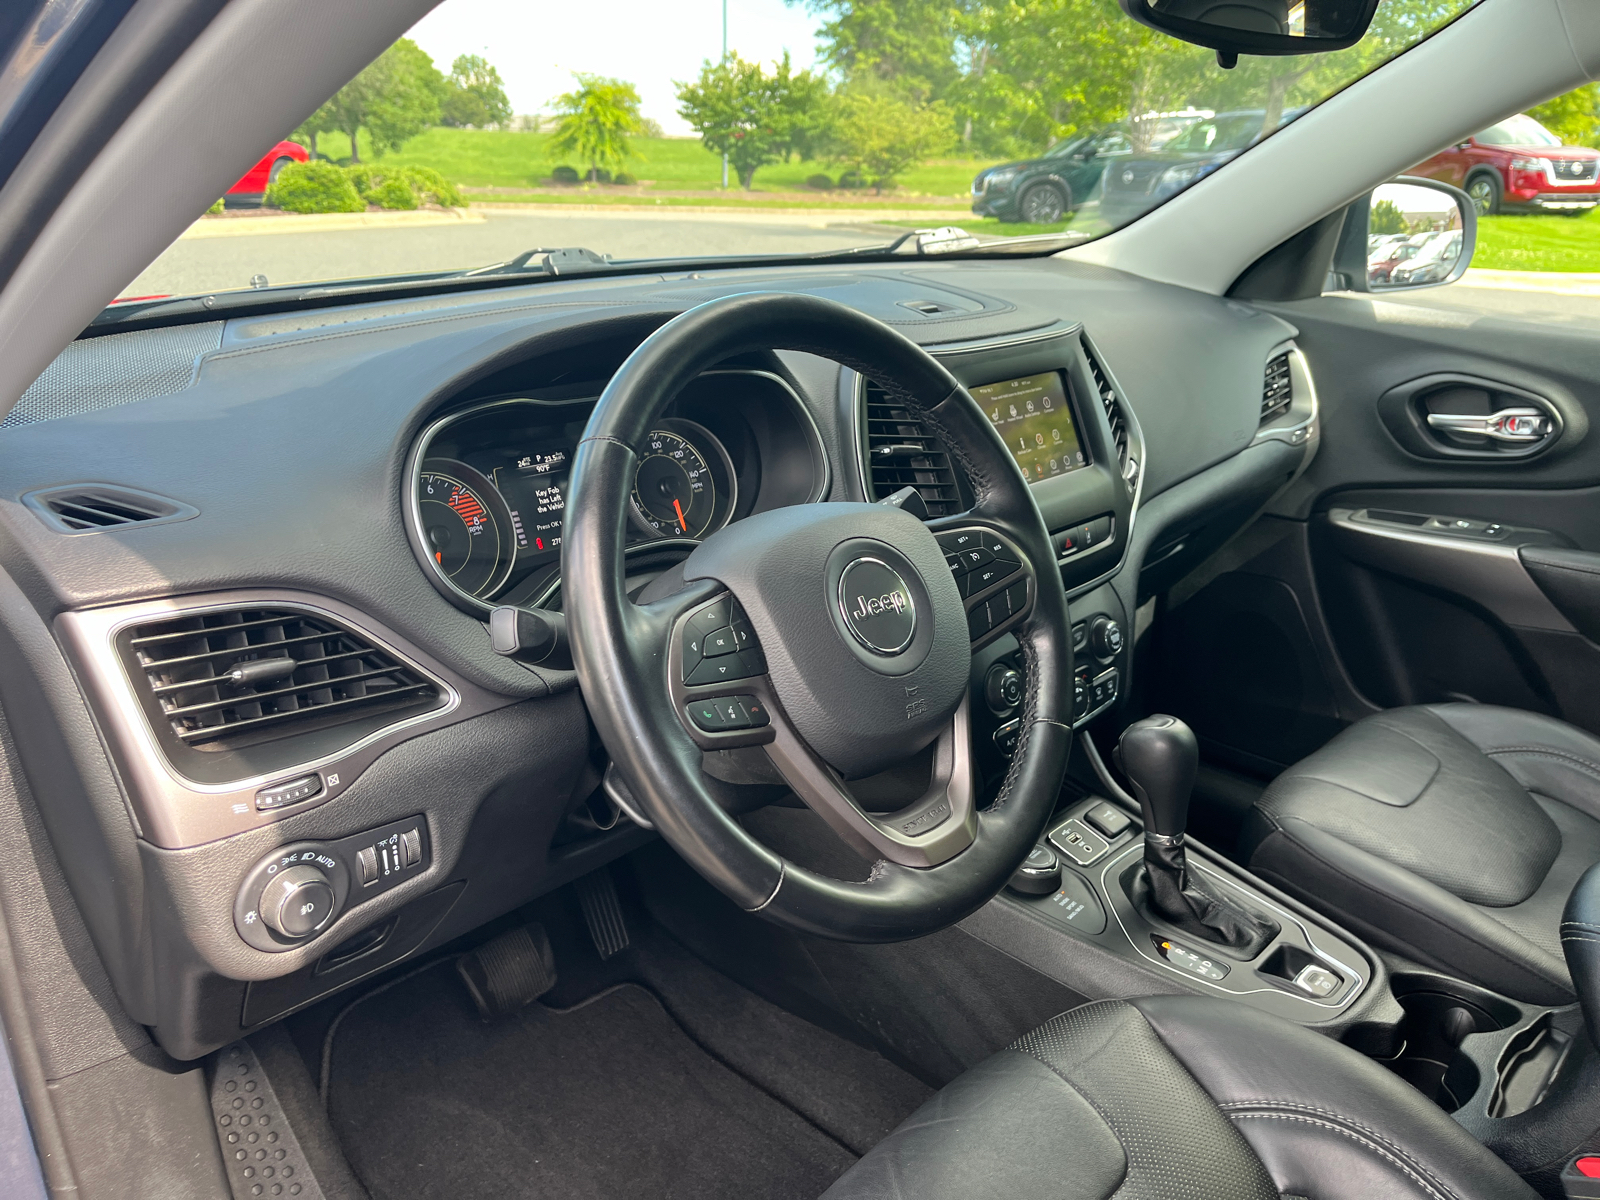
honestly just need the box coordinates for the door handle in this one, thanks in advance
[1426,407,1553,443]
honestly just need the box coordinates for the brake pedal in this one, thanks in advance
[457,922,557,1019]
[576,867,630,960]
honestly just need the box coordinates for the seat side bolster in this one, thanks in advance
[1249,818,1572,1005]
[1131,995,1538,1200]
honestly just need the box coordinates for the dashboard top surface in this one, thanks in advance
[0,257,1294,698]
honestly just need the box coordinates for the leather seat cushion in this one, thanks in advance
[1242,704,1600,1005]
[822,996,1535,1200]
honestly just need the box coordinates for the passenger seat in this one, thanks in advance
[1240,704,1600,1005]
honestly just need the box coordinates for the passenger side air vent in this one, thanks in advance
[1262,353,1293,423]
[863,380,964,516]
[122,607,442,752]
[1081,337,1138,495]
[23,484,197,533]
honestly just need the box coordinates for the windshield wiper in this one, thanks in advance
[460,246,613,277]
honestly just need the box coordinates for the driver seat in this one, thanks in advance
[822,995,1533,1199]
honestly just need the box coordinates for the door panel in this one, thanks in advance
[1148,295,1600,775]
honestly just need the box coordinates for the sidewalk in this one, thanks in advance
[180,208,485,239]
[1459,268,1600,294]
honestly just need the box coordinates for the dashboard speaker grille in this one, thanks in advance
[1262,353,1293,422]
[124,607,442,750]
[1081,338,1138,495]
[862,380,963,516]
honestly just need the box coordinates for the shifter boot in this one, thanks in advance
[1133,833,1279,958]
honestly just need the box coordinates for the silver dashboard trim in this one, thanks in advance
[1253,341,1320,450]
[56,590,509,849]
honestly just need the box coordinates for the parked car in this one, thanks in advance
[1366,237,1423,285]
[970,127,1135,224]
[1097,108,1303,227]
[1406,112,1600,214]
[225,139,309,203]
[1391,229,1464,284]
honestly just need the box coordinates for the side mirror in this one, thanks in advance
[1118,0,1380,66]
[1331,177,1475,293]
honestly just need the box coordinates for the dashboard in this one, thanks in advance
[0,258,1316,1061]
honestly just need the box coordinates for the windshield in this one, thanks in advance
[115,0,1478,310]
[1477,113,1563,147]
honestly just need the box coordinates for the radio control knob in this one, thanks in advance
[257,865,336,939]
[1088,616,1124,660]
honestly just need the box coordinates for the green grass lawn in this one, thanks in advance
[309,127,999,200]
[1473,210,1600,272]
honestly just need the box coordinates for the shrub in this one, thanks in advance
[805,173,833,190]
[402,166,463,207]
[551,165,580,184]
[612,171,637,186]
[370,177,419,209]
[836,169,864,189]
[206,197,225,214]
[265,161,364,213]
[589,167,612,183]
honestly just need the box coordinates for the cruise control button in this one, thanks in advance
[703,627,738,657]
[689,598,733,637]
[982,533,1021,568]
[945,554,968,577]
[687,699,726,730]
[735,695,770,727]
[964,564,1005,596]
[959,546,994,571]
[686,657,747,687]
[937,530,981,555]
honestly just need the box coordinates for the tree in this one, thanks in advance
[442,54,513,128]
[551,75,644,182]
[1532,84,1600,147]
[832,90,953,191]
[675,53,829,189]
[295,38,445,162]
[1370,198,1407,234]
[795,0,962,103]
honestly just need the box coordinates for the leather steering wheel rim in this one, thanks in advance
[564,292,1074,941]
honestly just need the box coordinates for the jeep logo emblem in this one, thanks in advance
[838,557,916,655]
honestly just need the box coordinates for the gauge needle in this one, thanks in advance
[673,498,687,533]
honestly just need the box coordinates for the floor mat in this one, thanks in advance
[323,965,858,1200]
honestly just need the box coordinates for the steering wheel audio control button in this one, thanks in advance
[686,657,745,686]
[689,598,733,638]
[703,627,738,657]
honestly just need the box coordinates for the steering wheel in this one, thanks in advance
[565,292,1073,941]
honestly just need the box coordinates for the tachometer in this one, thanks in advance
[629,422,736,539]
[417,459,515,599]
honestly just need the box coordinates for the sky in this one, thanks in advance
[405,0,825,136]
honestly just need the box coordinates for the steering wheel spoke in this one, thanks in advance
[763,694,977,869]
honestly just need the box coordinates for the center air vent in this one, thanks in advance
[1262,353,1293,423]
[122,607,442,754]
[1081,338,1138,495]
[862,380,965,516]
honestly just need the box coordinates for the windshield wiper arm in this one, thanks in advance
[460,246,612,278]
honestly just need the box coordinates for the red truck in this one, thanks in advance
[1407,112,1600,215]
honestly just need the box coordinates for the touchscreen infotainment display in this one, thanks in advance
[971,371,1088,482]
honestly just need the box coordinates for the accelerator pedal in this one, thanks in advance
[211,1041,326,1200]
[576,867,631,960]
[456,922,557,1019]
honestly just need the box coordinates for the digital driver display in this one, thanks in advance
[488,448,570,565]
[972,371,1089,483]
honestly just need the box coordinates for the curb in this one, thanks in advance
[180,208,485,239]
[1460,268,1600,294]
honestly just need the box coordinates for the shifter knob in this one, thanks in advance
[1561,862,1600,1046]
[1115,715,1198,839]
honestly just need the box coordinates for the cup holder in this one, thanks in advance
[1382,974,1520,1112]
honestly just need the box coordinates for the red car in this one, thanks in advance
[1407,112,1600,215]
[226,139,308,200]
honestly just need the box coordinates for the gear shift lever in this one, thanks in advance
[1561,862,1600,1047]
[1117,715,1278,956]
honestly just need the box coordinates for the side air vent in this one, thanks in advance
[863,380,964,516]
[24,484,197,533]
[122,607,442,753]
[1262,353,1293,423]
[1081,338,1138,495]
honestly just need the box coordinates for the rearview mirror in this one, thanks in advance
[1118,0,1381,66]
[1331,177,1476,293]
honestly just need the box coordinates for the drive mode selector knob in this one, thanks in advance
[1088,615,1124,660]
[258,864,335,938]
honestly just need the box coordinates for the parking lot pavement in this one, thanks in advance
[120,206,947,299]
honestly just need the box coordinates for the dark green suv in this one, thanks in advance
[970,127,1133,223]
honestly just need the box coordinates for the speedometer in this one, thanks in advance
[418,459,515,599]
[629,422,736,539]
